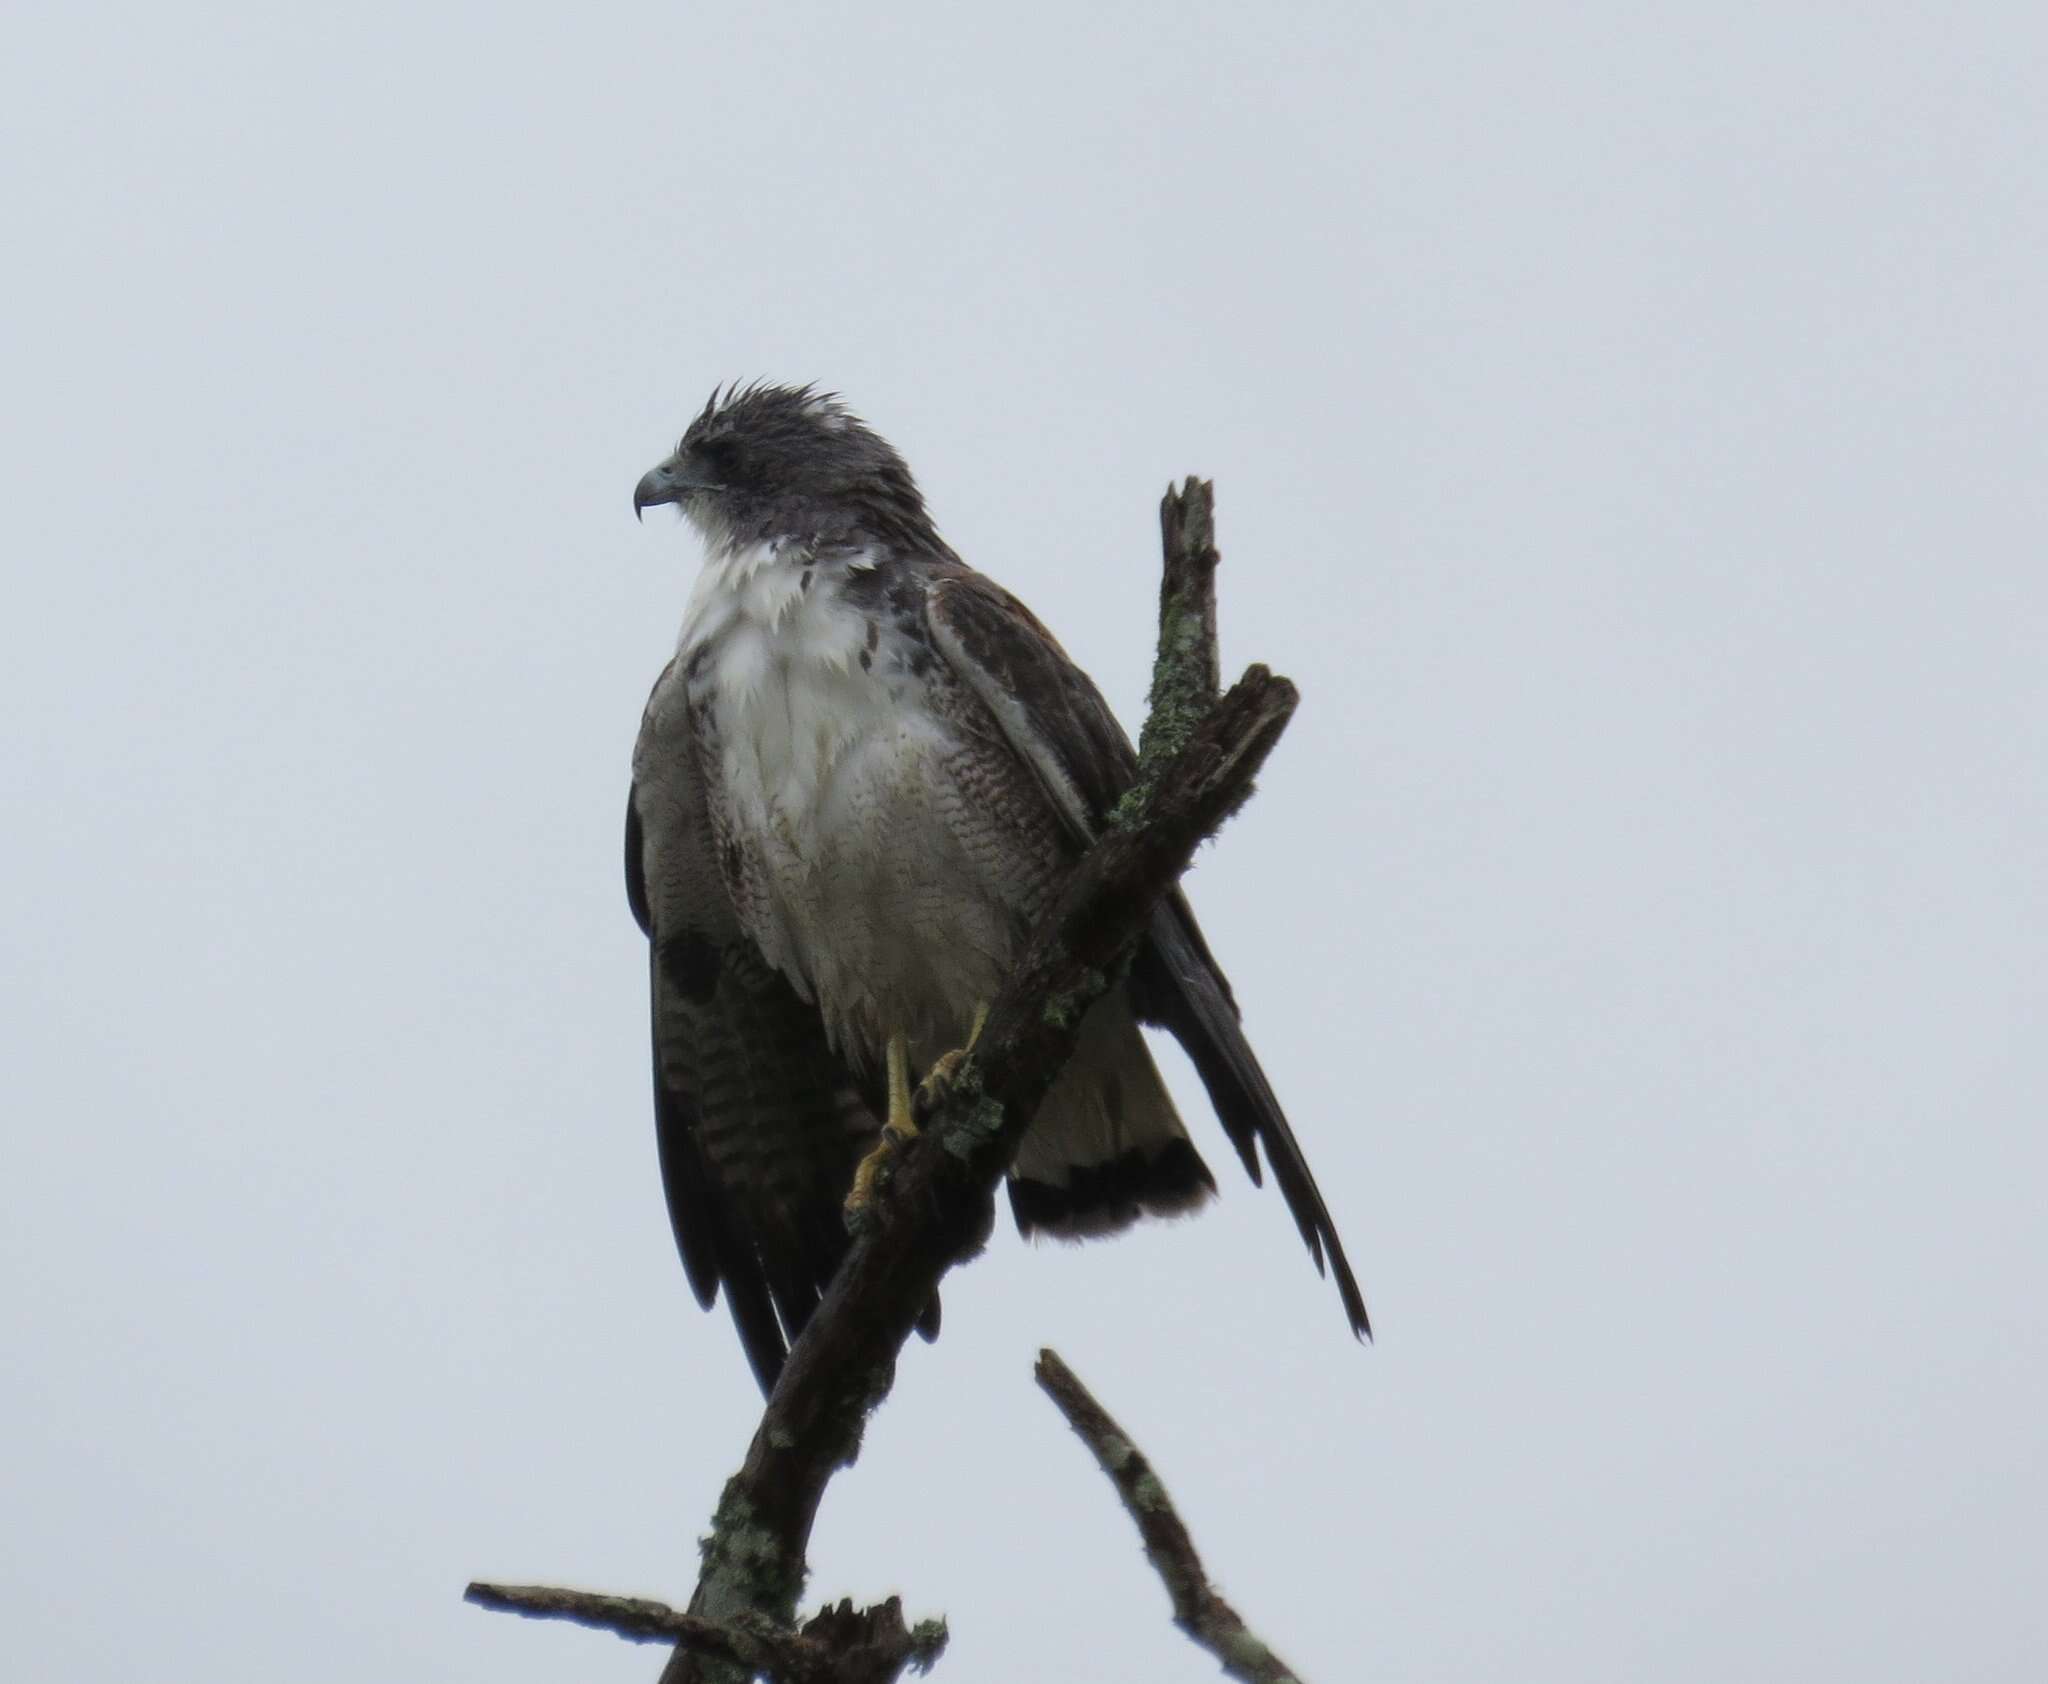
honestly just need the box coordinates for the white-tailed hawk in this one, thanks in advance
[627,384,1367,1393]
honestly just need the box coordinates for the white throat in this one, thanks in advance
[676,536,878,659]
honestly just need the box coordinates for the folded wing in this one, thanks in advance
[924,566,1369,1338]
[628,662,902,1393]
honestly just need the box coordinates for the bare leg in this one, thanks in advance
[845,1030,916,1215]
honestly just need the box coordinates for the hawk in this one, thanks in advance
[628,384,1367,1393]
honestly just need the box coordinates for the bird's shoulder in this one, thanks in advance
[912,557,1137,838]
[631,652,698,784]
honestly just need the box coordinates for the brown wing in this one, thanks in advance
[925,566,1370,1338]
[628,663,927,1394]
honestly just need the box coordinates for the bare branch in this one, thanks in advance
[467,1582,788,1669]
[471,477,1302,1684]
[1032,1351,1306,1684]
[470,476,1291,1684]
[467,1582,945,1684]
[668,485,1294,1679]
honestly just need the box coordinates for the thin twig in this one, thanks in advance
[467,1583,787,1667]
[1032,1351,1306,1684]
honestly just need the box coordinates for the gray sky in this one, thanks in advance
[4,4,2043,1681]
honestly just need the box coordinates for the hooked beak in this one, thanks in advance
[633,453,718,522]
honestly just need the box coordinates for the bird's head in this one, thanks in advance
[634,383,936,554]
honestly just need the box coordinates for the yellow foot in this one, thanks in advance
[914,1001,992,1112]
[844,1132,904,1215]
[845,1029,918,1220]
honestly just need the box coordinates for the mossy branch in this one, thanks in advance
[1032,1350,1306,1684]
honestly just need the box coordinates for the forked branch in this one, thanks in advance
[663,478,1293,1680]
[470,479,1301,1684]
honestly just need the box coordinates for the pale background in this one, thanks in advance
[4,5,2043,1681]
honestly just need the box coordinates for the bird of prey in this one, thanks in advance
[628,383,1366,1393]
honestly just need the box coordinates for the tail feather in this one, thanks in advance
[1008,992,1216,1238]
[1133,891,1372,1339]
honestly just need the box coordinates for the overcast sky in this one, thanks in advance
[4,4,2044,1682]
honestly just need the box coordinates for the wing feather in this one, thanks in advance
[926,567,1370,1337]
[629,665,888,1393]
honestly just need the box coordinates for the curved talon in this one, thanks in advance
[917,1047,972,1106]
[844,1129,907,1218]
[916,1001,991,1114]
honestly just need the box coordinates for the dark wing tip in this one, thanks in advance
[1135,902,1372,1344]
[728,1272,793,1395]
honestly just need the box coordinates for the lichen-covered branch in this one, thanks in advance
[466,1582,946,1684]
[463,477,1285,1683]
[1122,478,1224,826]
[1032,1350,1306,1684]
[664,479,1292,1682]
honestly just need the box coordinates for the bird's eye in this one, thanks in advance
[696,438,744,482]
